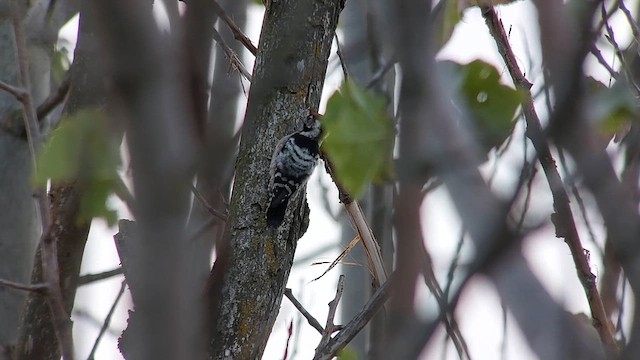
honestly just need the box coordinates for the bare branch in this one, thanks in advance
[284,288,325,334]
[191,184,228,221]
[482,6,616,351]
[314,274,393,360]
[321,153,388,287]
[590,45,619,79]
[619,0,640,40]
[212,0,257,55]
[0,79,27,99]
[0,278,48,293]
[212,26,252,82]
[36,71,71,120]
[78,268,124,286]
[314,275,345,356]
[87,280,126,360]
[601,3,640,96]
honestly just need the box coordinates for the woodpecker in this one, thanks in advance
[266,113,323,227]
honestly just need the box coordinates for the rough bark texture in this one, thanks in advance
[14,2,105,359]
[207,1,344,358]
[0,0,57,350]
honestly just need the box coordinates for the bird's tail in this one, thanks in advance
[266,199,288,227]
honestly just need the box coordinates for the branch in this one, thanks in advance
[0,79,28,99]
[419,239,471,360]
[321,153,388,287]
[314,275,345,356]
[78,267,124,286]
[36,70,71,120]
[212,26,252,82]
[87,280,126,360]
[590,45,619,79]
[313,274,393,360]
[0,278,48,293]
[191,184,228,221]
[482,6,617,351]
[10,1,74,358]
[284,288,325,334]
[212,0,257,55]
[601,3,640,96]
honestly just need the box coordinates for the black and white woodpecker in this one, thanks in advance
[266,112,323,227]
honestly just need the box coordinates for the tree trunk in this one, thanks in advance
[0,0,75,355]
[206,1,344,358]
[15,2,105,358]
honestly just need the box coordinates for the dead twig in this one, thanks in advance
[0,79,28,99]
[191,184,228,221]
[0,278,48,293]
[314,275,345,356]
[212,27,252,82]
[78,267,124,286]
[284,288,325,334]
[87,280,126,360]
[312,235,360,282]
[212,0,257,55]
[313,274,394,360]
[36,70,71,120]
[321,153,388,287]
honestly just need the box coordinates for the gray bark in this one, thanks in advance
[0,0,66,353]
[14,1,103,358]
[206,0,344,358]
[92,0,203,359]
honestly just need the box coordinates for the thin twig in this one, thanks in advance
[314,275,345,356]
[601,3,640,96]
[284,288,325,334]
[321,153,388,287]
[482,6,617,351]
[0,278,48,293]
[11,1,75,358]
[590,45,619,79]
[419,240,471,360]
[191,184,228,221]
[36,70,71,120]
[619,0,640,41]
[366,60,395,89]
[212,26,252,82]
[212,0,257,55]
[78,267,124,286]
[313,274,394,360]
[0,79,27,99]
[87,280,126,360]
[334,34,349,80]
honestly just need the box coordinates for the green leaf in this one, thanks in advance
[35,109,121,225]
[433,0,463,49]
[585,77,638,143]
[440,59,522,154]
[338,346,359,360]
[322,81,395,199]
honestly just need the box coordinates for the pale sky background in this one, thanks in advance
[57,1,637,359]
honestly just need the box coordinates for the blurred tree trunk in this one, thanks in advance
[339,1,395,358]
[189,0,248,286]
[0,0,76,356]
[206,1,344,358]
[14,1,104,358]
